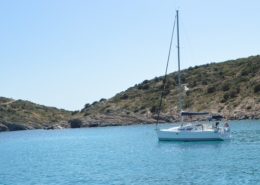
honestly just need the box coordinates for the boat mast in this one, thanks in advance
[176,10,182,118]
[156,12,177,130]
[155,12,177,130]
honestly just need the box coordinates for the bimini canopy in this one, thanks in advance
[209,115,224,120]
[181,111,209,116]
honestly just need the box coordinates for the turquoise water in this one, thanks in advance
[0,120,260,185]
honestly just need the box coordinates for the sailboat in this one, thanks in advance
[156,10,231,141]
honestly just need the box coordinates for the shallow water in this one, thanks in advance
[0,120,259,185]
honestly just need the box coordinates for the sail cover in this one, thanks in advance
[181,111,209,116]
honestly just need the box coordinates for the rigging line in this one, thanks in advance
[179,16,198,68]
[156,13,177,129]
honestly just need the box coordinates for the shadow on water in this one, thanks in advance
[157,140,231,149]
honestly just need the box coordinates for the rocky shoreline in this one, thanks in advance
[0,111,259,132]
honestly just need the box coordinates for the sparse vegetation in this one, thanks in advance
[80,55,260,118]
[1,55,260,130]
[0,98,72,126]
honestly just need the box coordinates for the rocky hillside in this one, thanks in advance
[0,97,72,131]
[78,55,260,123]
[1,55,260,132]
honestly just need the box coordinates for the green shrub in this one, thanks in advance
[121,94,128,99]
[207,86,216,93]
[0,97,11,103]
[223,93,229,101]
[140,106,146,110]
[221,82,230,91]
[92,101,98,105]
[163,89,170,96]
[241,67,251,76]
[122,104,129,109]
[71,111,79,115]
[165,81,171,89]
[229,90,238,98]
[143,80,149,84]
[201,80,207,85]
[183,100,191,109]
[137,84,143,90]
[220,99,225,103]
[84,112,91,116]
[142,84,150,90]
[84,103,90,109]
[254,84,260,93]
[150,105,157,113]
[154,77,159,82]
[181,76,187,83]
[236,77,249,83]
[188,66,193,70]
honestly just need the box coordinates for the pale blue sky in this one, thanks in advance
[1,0,259,111]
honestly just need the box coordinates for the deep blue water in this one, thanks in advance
[0,120,260,185]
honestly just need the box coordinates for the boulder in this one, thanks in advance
[44,124,63,130]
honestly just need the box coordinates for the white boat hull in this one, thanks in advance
[154,10,232,142]
[156,127,231,141]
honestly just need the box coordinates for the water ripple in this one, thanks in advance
[0,121,260,184]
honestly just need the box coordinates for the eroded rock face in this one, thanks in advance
[0,124,8,131]
[69,118,83,128]
[0,120,32,131]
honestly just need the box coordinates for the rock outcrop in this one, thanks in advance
[230,112,260,120]
[0,120,33,131]
[0,123,8,132]
[69,118,83,128]
[0,111,259,132]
